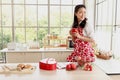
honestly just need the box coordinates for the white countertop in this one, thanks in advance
[0,63,112,80]
[0,48,73,53]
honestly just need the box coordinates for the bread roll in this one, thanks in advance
[17,64,25,69]
[24,64,33,69]
[17,64,33,71]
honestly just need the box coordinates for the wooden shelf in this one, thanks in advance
[43,35,67,48]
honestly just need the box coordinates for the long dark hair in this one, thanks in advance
[72,4,87,28]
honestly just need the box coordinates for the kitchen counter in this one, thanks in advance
[0,48,73,63]
[0,63,112,80]
[0,48,73,53]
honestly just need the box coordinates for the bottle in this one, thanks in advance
[67,36,74,49]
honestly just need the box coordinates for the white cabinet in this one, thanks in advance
[6,53,42,63]
[43,51,71,62]
[6,53,25,63]
[60,51,71,62]
[24,53,41,63]
[43,52,61,62]
[5,49,73,63]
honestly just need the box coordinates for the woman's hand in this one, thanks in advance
[76,56,85,66]
[90,41,97,47]
[75,32,81,38]
[69,28,78,36]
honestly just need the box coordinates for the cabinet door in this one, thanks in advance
[60,51,72,62]
[6,53,25,63]
[24,53,42,63]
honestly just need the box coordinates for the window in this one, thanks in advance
[95,0,120,58]
[0,0,83,49]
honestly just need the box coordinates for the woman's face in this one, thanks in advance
[75,7,86,22]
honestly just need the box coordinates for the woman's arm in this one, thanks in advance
[75,32,95,43]
[69,28,95,43]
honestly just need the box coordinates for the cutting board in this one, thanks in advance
[0,64,36,74]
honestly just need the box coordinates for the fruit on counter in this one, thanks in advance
[70,63,77,70]
[66,64,71,71]
[66,63,77,71]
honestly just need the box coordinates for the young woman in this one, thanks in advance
[66,4,95,70]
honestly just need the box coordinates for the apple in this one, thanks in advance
[66,63,77,71]
[71,28,77,33]
[70,63,77,70]
[66,64,71,71]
